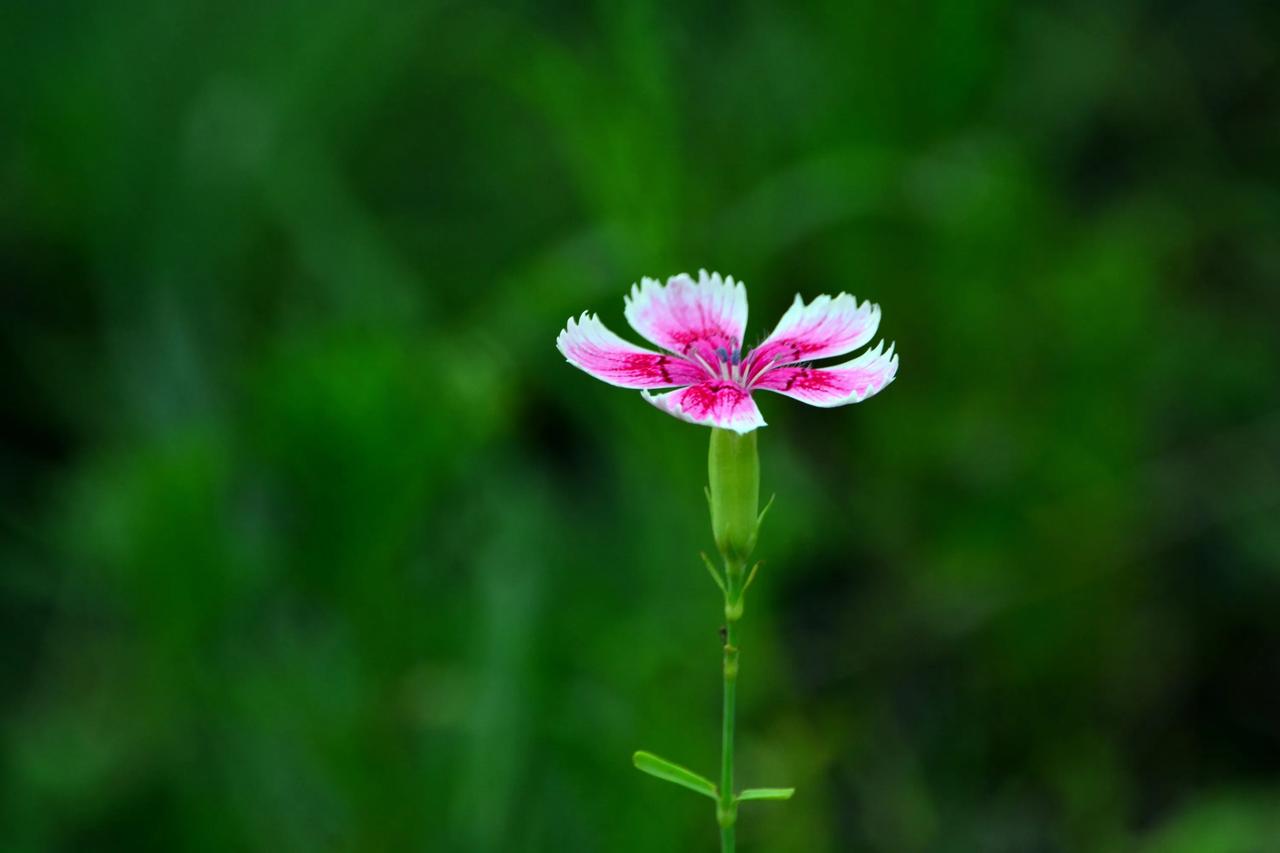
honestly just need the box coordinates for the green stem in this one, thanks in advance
[718,575,741,853]
[708,428,758,853]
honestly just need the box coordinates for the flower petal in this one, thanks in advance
[624,271,748,365]
[753,341,898,407]
[557,312,708,388]
[641,383,766,434]
[746,293,879,373]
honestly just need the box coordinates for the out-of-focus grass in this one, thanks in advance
[3,1,1280,850]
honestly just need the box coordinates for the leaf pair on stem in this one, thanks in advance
[633,751,794,803]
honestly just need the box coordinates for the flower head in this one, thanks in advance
[556,271,898,434]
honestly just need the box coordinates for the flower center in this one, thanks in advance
[710,344,748,386]
[688,340,770,389]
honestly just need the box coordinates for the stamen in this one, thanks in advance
[744,354,782,388]
[711,346,732,380]
[690,350,718,379]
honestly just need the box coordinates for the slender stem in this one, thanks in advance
[718,564,742,852]
[707,429,757,852]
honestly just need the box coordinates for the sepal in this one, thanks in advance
[708,429,760,563]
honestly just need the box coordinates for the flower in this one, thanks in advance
[556,271,898,433]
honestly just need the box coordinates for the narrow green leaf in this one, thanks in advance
[757,492,776,526]
[632,751,718,799]
[737,787,796,802]
[700,552,726,593]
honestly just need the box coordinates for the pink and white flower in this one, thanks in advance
[557,271,898,433]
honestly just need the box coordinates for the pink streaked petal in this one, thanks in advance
[753,341,898,407]
[641,383,766,434]
[557,312,708,389]
[624,270,748,364]
[746,293,880,373]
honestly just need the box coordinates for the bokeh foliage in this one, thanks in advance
[3,1,1280,850]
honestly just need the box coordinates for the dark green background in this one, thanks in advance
[4,1,1280,850]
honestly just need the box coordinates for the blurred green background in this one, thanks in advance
[4,1,1280,850]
